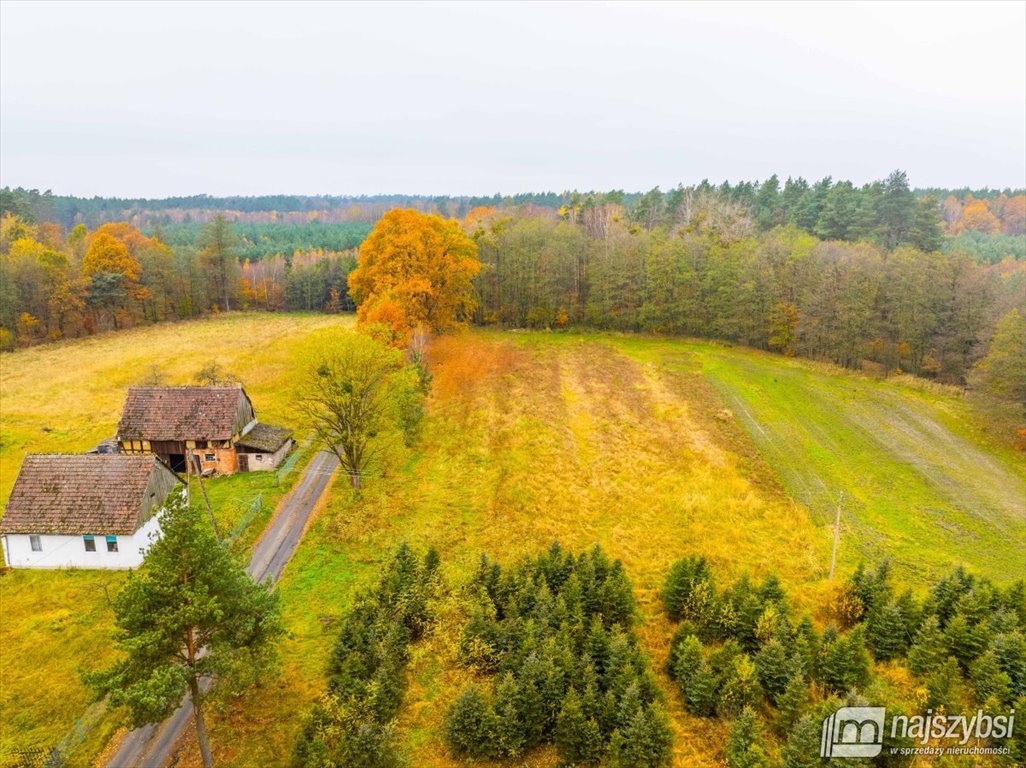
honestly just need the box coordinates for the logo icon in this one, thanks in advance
[821,706,886,758]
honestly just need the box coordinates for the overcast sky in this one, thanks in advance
[1,1,1024,197]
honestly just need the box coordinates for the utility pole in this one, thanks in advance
[829,492,844,582]
[192,454,222,544]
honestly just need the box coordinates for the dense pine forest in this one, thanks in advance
[1,173,1023,405]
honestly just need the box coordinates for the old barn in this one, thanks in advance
[116,385,292,474]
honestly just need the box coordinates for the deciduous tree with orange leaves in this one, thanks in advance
[348,208,479,346]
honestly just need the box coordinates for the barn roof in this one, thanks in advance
[236,423,293,453]
[117,386,252,441]
[0,454,180,535]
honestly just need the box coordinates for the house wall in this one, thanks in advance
[2,515,163,570]
[238,439,293,472]
[192,446,238,475]
[141,464,181,520]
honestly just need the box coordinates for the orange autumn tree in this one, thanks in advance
[348,208,479,346]
[82,232,151,328]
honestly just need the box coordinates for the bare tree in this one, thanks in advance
[297,341,403,490]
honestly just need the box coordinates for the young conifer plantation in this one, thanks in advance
[446,544,673,767]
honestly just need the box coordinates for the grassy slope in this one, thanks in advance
[181,331,826,768]
[677,339,1026,585]
[180,330,1024,768]
[0,313,349,761]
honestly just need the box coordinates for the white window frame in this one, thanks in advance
[29,534,42,552]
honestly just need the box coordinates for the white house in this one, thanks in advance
[0,454,181,569]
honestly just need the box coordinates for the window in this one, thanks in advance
[204,453,216,462]
[30,535,41,552]
[83,535,96,552]
[106,535,118,553]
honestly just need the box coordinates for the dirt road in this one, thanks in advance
[104,450,340,768]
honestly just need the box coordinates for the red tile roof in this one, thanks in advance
[0,454,179,535]
[117,386,251,441]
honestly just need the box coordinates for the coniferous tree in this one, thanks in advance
[970,649,1013,705]
[944,612,991,670]
[774,672,810,735]
[87,493,283,768]
[662,555,716,624]
[754,638,791,703]
[878,171,916,248]
[820,627,871,694]
[555,687,605,765]
[991,631,1026,700]
[908,615,947,677]
[726,706,771,768]
[781,715,822,768]
[493,672,525,758]
[866,600,909,661]
[910,196,944,252]
[1005,695,1026,766]
[444,687,497,759]
[670,634,704,688]
[608,704,673,768]
[686,659,720,717]
[815,181,856,240]
[925,656,961,710]
[598,561,636,627]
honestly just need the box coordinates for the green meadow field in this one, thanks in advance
[172,327,1022,768]
[0,316,1021,766]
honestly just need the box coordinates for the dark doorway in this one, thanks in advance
[168,453,187,473]
[238,454,249,472]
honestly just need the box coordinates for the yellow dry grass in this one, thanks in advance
[179,330,827,768]
[0,313,352,761]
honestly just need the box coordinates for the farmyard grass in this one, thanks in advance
[0,313,352,762]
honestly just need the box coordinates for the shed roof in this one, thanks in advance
[0,454,180,535]
[117,386,251,441]
[236,423,293,453]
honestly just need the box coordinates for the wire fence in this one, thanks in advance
[3,700,106,767]
[227,494,263,543]
[274,450,302,485]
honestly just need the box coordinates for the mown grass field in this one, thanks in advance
[0,313,348,762]
[173,329,1023,768]
[1,318,1021,767]
[617,336,1026,586]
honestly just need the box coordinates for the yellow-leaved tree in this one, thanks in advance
[348,209,479,346]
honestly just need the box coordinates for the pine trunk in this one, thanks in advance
[190,676,214,768]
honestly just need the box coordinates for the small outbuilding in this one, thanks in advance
[234,423,294,472]
[0,454,181,569]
